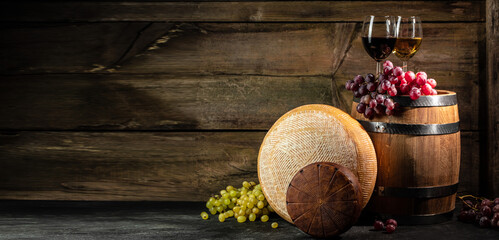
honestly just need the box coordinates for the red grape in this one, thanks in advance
[374,104,385,115]
[356,103,367,114]
[385,108,394,116]
[367,82,377,92]
[385,224,396,233]
[393,66,404,77]
[427,78,437,88]
[398,76,407,85]
[358,84,368,96]
[364,107,374,119]
[354,75,364,85]
[431,89,438,95]
[416,74,427,86]
[365,73,375,82]
[494,198,499,205]
[381,80,391,91]
[421,83,432,95]
[385,219,398,227]
[482,199,493,207]
[383,60,394,69]
[388,85,398,96]
[389,76,399,85]
[400,84,410,94]
[409,88,421,100]
[375,94,385,104]
[354,90,362,98]
[360,95,372,104]
[377,84,386,94]
[493,204,499,213]
[416,71,427,79]
[373,220,384,231]
[458,210,468,222]
[369,99,378,109]
[345,80,354,90]
[481,206,492,217]
[404,71,416,83]
[384,66,393,75]
[463,200,474,210]
[351,83,359,91]
[479,216,491,228]
[384,98,395,110]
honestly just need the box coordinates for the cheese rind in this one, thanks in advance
[258,104,377,223]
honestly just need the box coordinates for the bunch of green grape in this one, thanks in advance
[200,181,276,224]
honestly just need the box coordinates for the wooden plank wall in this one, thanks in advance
[0,1,492,200]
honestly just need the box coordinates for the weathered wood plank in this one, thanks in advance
[0,1,484,22]
[0,22,172,74]
[0,23,358,75]
[0,131,478,201]
[0,74,332,130]
[459,131,480,195]
[484,0,499,196]
[335,23,482,131]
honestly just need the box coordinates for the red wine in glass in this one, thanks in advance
[361,16,397,77]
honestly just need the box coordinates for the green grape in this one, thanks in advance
[220,190,227,195]
[224,212,230,218]
[219,213,226,222]
[209,207,217,215]
[241,205,247,211]
[201,212,209,220]
[228,203,235,209]
[249,194,255,199]
[253,190,261,196]
[236,199,242,205]
[241,189,248,196]
[251,198,258,205]
[249,213,256,222]
[250,181,256,186]
[206,201,213,209]
[245,208,252,215]
[226,185,234,192]
[216,206,223,213]
[243,181,250,188]
[229,190,238,197]
[271,222,278,228]
[237,216,247,223]
[257,201,265,209]
[238,209,245,216]
[247,191,253,196]
[222,193,230,199]
[255,185,261,191]
[247,202,254,209]
[223,198,231,205]
[209,197,216,203]
[268,205,274,212]
[227,210,234,217]
[233,206,241,213]
[214,200,221,207]
[234,212,239,218]
[231,197,237,203]
[257,194,265,201]
[261,215,269,222]
[252,207,260,214]
[262,208,269,215]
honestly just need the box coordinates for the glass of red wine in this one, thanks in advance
[361,15,397,77]
[394,16,423,71]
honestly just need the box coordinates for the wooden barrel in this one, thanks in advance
[350,90,460,225]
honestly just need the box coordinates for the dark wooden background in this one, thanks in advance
[0,1,497,201]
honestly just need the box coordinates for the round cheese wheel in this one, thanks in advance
[258,104,376,223]
[286,162,362,238]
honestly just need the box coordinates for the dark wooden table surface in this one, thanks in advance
[0,201,497,240]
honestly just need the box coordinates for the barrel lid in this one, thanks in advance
[258,104,377,223]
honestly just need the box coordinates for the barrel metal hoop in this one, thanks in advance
[353,94,457,107]
[358,120,460,135]
[375,183,459,198]
[378,210,455,225]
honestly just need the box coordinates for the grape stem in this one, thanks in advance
[457,195,484,211]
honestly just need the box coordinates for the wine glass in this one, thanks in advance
[361,15,397,77]
[394,16,423,71]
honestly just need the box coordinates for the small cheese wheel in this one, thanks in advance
[258,104,376,223]
[286,162,362,238]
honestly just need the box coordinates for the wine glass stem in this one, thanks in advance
[402,61,408,72]
[376,61,382,77]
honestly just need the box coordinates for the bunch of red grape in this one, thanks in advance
[373,218,398,234]
[457,196,499,228]
[345,60,438,119]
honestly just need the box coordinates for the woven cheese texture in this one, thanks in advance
[258,104,377,223]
